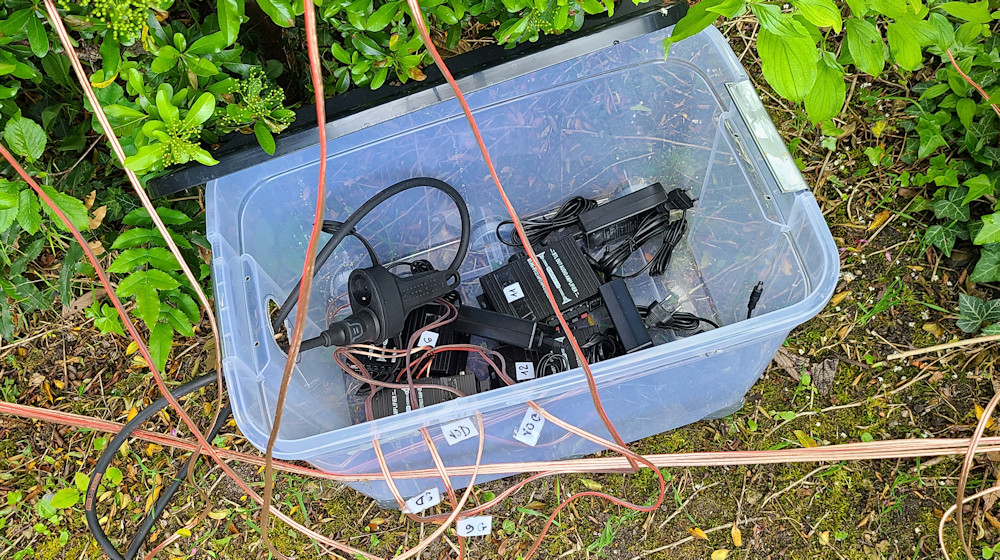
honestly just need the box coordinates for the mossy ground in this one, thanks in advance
[1,19,997,560]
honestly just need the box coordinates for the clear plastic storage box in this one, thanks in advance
[206,23,838,502]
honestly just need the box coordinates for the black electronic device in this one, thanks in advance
[452,306,559,351]
[599,278,653,353]
[479,236,601,322]
[577,182,668,249]
[358,374,482,421]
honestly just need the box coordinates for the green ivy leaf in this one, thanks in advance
[924,222,961,257]
[26,16,49,58]
[957,292,987,333]
[50,488,79,509]
[757,29,818,102]
[149,321,174,371]
[4,116,47,162]
[258,0,296,27]
[975,213,1000,245]
[963,174,994,205]
[971,246,1000,283]
[804,52,845,124]
[845,19,885,78]
[791,0,842,32]
[93,303,124,336]
[886,22,922,71]
[938,0,992,24]
[662,0,725,55]
[254,121,276,155]
[217,0,244,46]
[931,187,970,221]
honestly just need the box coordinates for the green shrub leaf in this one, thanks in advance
[218,0,244,46]
[938,0,992,24]
[50,488,79,509]
[752,5,809,38]
[804,52,845,123]
[4,116,47,162]
[791,0,842,32]
[886,22,923,71]
[845,18,885,77]
[149,321,173,371]
[26,16,49,58]
[40,186,88,231]
[757,29,818,102]
[662,0,724,55]
[259,0,296,27]
[254,121,276,155]
[184,93,216,128]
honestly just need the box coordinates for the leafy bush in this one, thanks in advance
[0,0,630,365]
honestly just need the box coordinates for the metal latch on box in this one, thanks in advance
[725,80,809,194]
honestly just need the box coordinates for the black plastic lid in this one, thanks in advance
[147,1,687,198]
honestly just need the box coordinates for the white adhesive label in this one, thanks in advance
[503,282,524,302]
[404,488,441,514]
[515,361,536,381]
[456,516,493,537]
[513,409,545,447]
[418,330,439,347]
[441,417,479,445]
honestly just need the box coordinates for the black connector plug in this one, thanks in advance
[452,306,559,351]
[747,281,764,319]
[663,189,695,211]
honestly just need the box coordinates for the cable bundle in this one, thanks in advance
[497,196,598,247]
[591,209,687,279]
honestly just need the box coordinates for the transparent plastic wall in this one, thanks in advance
[206,26,838,502]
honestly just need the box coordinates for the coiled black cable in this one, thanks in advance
[86,373,226,560]
[496,196,597,248]
[272,177,471,332]
[591,210,687,279]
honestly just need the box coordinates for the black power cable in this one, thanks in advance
[86,373,226,560]
[591,210,686,279]
[322,220,379,266]
[271,177,471,333]
[496,196,597,248]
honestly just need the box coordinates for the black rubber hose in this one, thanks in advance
[272,177,471,332]
[85,373,226,560]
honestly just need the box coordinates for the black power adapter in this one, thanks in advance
[479,236,602,322]
[577,182,695,249]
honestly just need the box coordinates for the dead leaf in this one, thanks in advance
[125,407,138,422]
[580,479,603,491]
[868,210,891,231]
[731,526,742,547]
[29,372,45,388]
[923,323,945,338]
[829,291,850,307]
[83,190,96,210]
[793,429,818,448]
[209,510,229,520]
[175,527,191,538]
[689,527,708,540]
[524,500,546,510]
[42,381,53,404]
[88,239,105,256]
[813,358,838,396]
[711,550,730,560]
[53,380,65,390]
[975,403,995,430]
[408,66,426,81]
[985,512,1000,531]
[62,288,106,317]
[88,206,107,230]
[819,530,830,545]
[772,347,808,381]
[144,443,162,457]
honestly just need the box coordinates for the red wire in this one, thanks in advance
[259,1,330,557]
